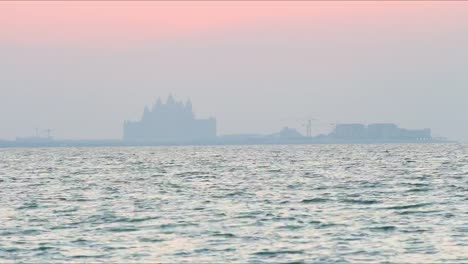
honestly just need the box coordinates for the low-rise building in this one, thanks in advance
[330,123,432,141]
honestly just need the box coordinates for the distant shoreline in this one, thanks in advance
[0,138,456,149]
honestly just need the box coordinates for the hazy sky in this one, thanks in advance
[1,1,467,140]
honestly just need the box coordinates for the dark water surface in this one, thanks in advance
[0,144,467,263]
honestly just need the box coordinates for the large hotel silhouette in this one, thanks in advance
[123,95,217,142]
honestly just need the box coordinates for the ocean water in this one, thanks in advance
[0,144,467,263]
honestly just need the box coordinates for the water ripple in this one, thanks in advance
[0,144,466,263]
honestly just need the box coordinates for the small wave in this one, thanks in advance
[302,198,329,203]
[273,216,296,221]
[17,202,39,210]
[225,191,245,197]
[50,225,76,230]
[21,229,42,235]
[254,250,304,256]
[85,214,119,224]
[267,169,282,173]
[71,238,89,244]
[2,247,21,253]
[0,231,15,236]
[401,228,429,233]
[71,254,107,259]
[397,210,440,215]
[385,202,433,210]
[33,246,55,251]
[342,199,380,205]
[103,246,128,251]
[158,222,198,229]
[368,226,397,232]
[175,171,209,177]
[318,223,345,229]
[405,182,430,187]
[53,206,80,213]
[107,226,139,232]
[174,251,191,256]
[212,232,236,238]
[313,186,328,190]
[444,213,455,218]
[234,213,261,219]
[406,188,431,193]
[277,225,303,230]
[72,198,91,202]
[212,191,246,199]
[138,237,165,243]
[114,216,160,223]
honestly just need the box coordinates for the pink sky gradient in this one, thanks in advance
[1,1,467,47]
[1,1,468,140]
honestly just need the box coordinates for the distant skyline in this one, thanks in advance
[1,1,467,140]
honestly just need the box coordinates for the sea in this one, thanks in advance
[0,144,467,263]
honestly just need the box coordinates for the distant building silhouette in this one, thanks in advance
[367,123,400,140]
[279,127,303,139]
[123,95,216,142]
[332,124,366,140]
[16,128,54,143]
[330,123,431,141]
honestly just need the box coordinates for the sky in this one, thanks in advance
[1,1,468,140]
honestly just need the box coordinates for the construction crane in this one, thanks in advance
[302,118,324,137]
[302,119,314,137]
[32,128,54,139]
[279,116,317,137]
[280,116,337,137]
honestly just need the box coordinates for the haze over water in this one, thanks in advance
[1,144,467,263]
[1,1,468,140]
